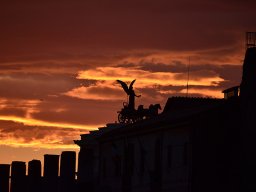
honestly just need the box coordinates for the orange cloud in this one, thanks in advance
[0,137,79,149]
[77,67,224,87]
[0,115,101,130]
[64,84,123,101]
[66,66,224,100]
[180,88,223,98]
[0,118,91,149]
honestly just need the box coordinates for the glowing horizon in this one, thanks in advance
[0,0,254,163]
[0,115,101,131]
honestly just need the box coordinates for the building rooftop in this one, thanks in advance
[163,96,224,113]
[75,96,237,145]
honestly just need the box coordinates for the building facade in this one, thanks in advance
[75,47,256,192]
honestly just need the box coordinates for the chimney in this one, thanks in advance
[28,160,42,192]
[60,151,76,180]
[43,154,59,192]
[0,164,10,192]
[59,151,76,192]
[10,161,26,192]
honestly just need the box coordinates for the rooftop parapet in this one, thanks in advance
[163,97,223,113]
[246,32,256,49]
[222,86,240,99]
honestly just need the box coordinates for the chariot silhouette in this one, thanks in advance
[116,79,161,123]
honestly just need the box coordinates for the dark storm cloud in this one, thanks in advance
[117,59,242,87]
[0,0,254,155]
[0,62,89,72]
[0,73,84,99]
[138,85,207,103]
[1,0,256,62]
[131,61,242,100]
[0,107,27,118]
[31,95,121,125]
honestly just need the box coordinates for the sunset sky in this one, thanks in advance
[1,0,256,164]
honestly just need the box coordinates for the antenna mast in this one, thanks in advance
[186,56,190,97]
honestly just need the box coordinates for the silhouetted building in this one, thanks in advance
[59,151,76,192]
[239,47,256,191]
[43,154,59,192]
[75,47,256,192]
[44,154,59,178]
[28,159,41,177]
[10,161,26,192]
[222,86,240,99]
[4,35,256,192]
[28,160,42,192]
[75,124,123,192]
[0,164,10,192]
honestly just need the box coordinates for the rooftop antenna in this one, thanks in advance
[186,56,190,97]
[246,32,256,49]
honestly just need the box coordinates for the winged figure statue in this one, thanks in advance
[117,79,141,110]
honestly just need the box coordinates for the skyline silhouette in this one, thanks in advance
[1,41,256,191]
[1,0,256,177]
